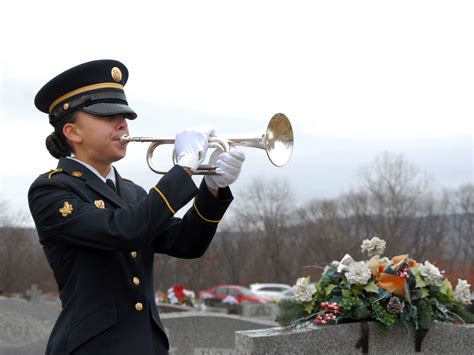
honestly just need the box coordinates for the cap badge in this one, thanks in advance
[111,67,122,82]
[71,171,83,177]
[59,201,74,217]
[95,200,105,209]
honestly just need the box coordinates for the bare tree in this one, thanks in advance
[296,152,451,263]
[297,198,351,263]
[351,151,446,258]
[448,183,474,265]
[230,177,296,283]
[0,199,55,294]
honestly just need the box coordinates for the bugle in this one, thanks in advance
[120,113,293,175]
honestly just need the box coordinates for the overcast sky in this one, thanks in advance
[1,1,473,224]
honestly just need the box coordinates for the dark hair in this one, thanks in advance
[45,111,77,159]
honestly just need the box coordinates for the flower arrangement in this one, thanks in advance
[277,237,473,332]
[166,285,196,307]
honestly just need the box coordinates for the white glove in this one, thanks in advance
[204,147,246,189]
[174,129,214,170]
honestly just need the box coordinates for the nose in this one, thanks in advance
[116,116,128,131]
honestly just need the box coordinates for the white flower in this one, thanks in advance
[418,261,443,286]
[454,279,472,305]
[292,276,316,303]
[336,254,355,273]
[167,289,178,304]
[184,289,195,299]
[361,237,386,257]
[345,261,372,285]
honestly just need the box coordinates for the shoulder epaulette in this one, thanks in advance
[41,168,64,179]
[122,177,135,184]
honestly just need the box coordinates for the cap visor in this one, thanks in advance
[80,102,137,119]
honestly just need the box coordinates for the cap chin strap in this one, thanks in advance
[49,90,128,125]
[48,82,124,112]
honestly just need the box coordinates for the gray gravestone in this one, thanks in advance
[0,297,61,355]
[240,303,279,321]
[25,284,42,303]
[156,302,194,313]
[161,311,276,355]
[235,321,474,354]
[202,306,229,314]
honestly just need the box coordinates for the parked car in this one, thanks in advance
[280,288,294,301]
[249,283,292,301]
[199,285,271,304]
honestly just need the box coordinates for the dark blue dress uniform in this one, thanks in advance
[28,159,232,354]
[29,59,233,354]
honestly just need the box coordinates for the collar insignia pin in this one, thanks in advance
[71,171,83,177]
[95,200,105,209]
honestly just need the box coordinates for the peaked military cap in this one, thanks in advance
[35,59,137,126]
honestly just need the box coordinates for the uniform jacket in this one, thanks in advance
[28,158,233,355]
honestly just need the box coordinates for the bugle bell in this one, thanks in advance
[120,113,293,175]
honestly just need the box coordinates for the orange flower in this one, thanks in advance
[377,272,407,297]
[369,255,416,299]
[368,256,390,279]
[391,255,417,268]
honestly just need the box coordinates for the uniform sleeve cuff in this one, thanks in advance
[152,165,199,214]
[193,178,233,223]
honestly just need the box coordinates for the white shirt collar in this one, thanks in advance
[66,157,116,184]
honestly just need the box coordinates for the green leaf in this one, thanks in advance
[318,274,332,288]
[440,278,454,298]
[363,281,379,294]
[316,282,323,294]
[276,299,307,326]
[324,266,337,278]
[371,302,397,329]
[340,279,349,286]
[303,296,318,314]
[341,289,352,298]
[412,266,427,288]
[401,302,417,322]
[352,285,363,296]
[325,284,337,296]
[304,302,314,314]
[420,288,429,298]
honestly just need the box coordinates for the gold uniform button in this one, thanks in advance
[132,277,140,286]
[131,251,137,258]
[135,302,143,311]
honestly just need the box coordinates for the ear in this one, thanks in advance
[63,123,82,144]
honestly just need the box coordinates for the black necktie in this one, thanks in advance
[106,179,117,193]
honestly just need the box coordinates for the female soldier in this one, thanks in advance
[28,59,245,354]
